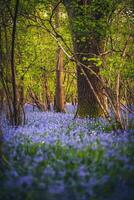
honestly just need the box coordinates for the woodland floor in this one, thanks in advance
[0,104,134,200]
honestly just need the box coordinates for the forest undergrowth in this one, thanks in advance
[0,104,134,200]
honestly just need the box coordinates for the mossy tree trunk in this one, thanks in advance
[63,0,111,117]
[75,39,104,117]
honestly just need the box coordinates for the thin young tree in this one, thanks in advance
[10,0,20,125]
[54,2,65,112]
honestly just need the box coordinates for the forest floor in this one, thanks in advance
[0,104,134,200]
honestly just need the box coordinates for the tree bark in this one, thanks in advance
[44,76,51,111]
[63,0,106,117]
[55,48,65,112]
[54,2,65,112]
[11,0,20,125]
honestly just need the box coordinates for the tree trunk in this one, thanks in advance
[76,39,104,117]
[44,76,51,111]
[55,48,65,112]
[63,0,106,117]
[11,0,20,125]
[54,2,65,112]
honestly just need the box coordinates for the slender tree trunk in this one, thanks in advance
[115,73,123,129]
[54,2,65,112]
[44,76,51,111]
[55,48,65,112]
[11,0,20,125]
[0,21,4,123]
[0,26,3,161]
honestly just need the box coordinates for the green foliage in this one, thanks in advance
[64,0,122,40]
[13,2,76,102]
[100,4,134,84]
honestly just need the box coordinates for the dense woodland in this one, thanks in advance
[0,0,133,127]
[0,0,134,200]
